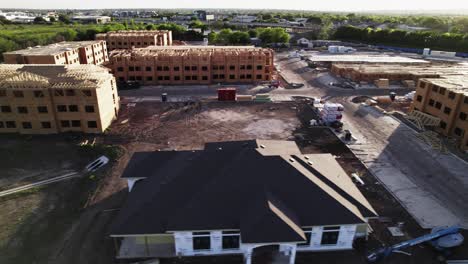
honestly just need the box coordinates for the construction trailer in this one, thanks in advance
[3,41,109,65]
[0,64,119,134]
[95,30,172,51]
[107,45,274,85]
[410,76,468,151]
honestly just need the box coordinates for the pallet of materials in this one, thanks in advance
[236,95,253,101]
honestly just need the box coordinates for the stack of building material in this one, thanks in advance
[254,94,271,102]
[236,95,253,101]
[375,79,389,88]
[218,88,236,101]
[319,103,344,123]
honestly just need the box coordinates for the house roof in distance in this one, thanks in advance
[110,140,377,243]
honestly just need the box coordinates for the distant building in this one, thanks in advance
[72,15,111,24]
[3,41,108,65]
[232,15,257,23]
[107,45,274,85]
[95,30,172,51]
[0,64,119,134]
[0,11,35,23]
[110,140,377,261]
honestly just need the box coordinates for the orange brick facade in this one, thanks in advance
[107,46,274,85]
[96,30,172,51]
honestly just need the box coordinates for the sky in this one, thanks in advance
[1,0,468,12]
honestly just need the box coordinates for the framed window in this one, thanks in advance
[460,112,467,121]
[71,120,81,127]
[135,66,141,71]
[439,88,446,95]
[146,66,152,71]
[157,66,163,71]
[432,86,438,92]
[57,105,67,112]
[37,106,48,113]
[230,65,235,70]
[212,65,219,70]
[454,127,464,137]
[435,102,442,110]
[147,76,153,81]
[65,89,75,96]
[185,76,191,81]
[13,91,24,98]
[174,67,180,71]
[202,76,208,81]
[222,231,240,250]
[202,66,208,71]
[230,75,235,79]
[174,76,181,81]
[246,65,252,70]
[136,76,142,81]
[320,226,340,245]
[6,121,16,128]
[185,66,190,71]
[164,76,170,81]
[428,99,435,106]
[257,65,263,70]
[34,90,44,98]
[1,105,12,113]
[22,122,32,129]
[191,66,197,71]
[0,89,6,97]
[465,96,468,105]
[41,122,51,129]
[54,89,64,97]
[440,121,447,129]
[298,228,312,247]
[17,106,28,114]
[246,74,252,79]
[0,121,3,128]
[87,121,97,128]
[60,120,70,127]
[213,74,219,79]
[416,95,422,102]
[129,66,135,72]
[193,232,211,251]
[443,107,451,115]
[448,92,456,99]
[117,67,124,72]
[82,90,92,97]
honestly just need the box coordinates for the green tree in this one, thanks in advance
[33,17,47,24]
[49,16,56,23]
[58,14,71,24]
[248,29,258,38]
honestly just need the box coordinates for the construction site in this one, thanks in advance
[3,41,109,65]
[96,30,173,50]
[107,45,275,85]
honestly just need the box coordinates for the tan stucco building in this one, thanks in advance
[3,41,108,65]
[95,30,172,51]
[411,77,468,150]
[0,64,119,134]
[107,45,274,85]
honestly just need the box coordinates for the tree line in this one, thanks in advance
[334,26,468,52]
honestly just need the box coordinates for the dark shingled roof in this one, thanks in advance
[110,140,376,243]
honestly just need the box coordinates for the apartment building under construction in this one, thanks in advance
[3,41,108,65]
[95,30,172,51]
[411,77,468,150]
[107,45,274,85]
[0,64,119,134]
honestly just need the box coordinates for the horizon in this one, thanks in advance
[1,0,468,13]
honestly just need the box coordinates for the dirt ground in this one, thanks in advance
[1,100,466,264]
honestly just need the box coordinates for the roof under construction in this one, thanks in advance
[3,41,104,56]
[422,76,468,95]
[0,64,113,90]
[333,63,468,77]
[308,54,428,64]
[96,30,171,37]
[109,45,273,58]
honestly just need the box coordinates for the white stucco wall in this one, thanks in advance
[297,225,357,251]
